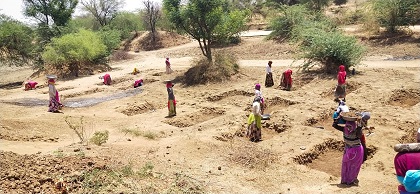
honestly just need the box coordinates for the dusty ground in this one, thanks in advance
[1,27,420,193]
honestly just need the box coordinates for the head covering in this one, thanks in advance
[165,80,173,88]
[337,65,347,85]
[48,79,55,83]
[255,83,261,90]
[360,112,371,121]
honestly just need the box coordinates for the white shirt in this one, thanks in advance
[49,84,56,98]
[266,65,272,73]
[337,105,349,113]
[255,90,262,98]
[252,101,261,117]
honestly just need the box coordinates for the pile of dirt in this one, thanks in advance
[0,151,110,193]
[130,31,191,52]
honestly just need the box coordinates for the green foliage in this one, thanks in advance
[164,0,247,61]
[300,0,332,11]
[269,5,365,73]
[90,130,109,146]
[0,15,35,66]
[138,162,154,177]
[370,0,420,33]
[97,28,122,54]
[68,15,101,31]
[299,31,366,73]
[109,11,144,39]
[23,0,78,26]
[213,10,249,45]
[268,5,312,40]
[42,29,107,76]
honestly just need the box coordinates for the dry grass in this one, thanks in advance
[226,141,278,170]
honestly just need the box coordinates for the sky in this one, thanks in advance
[0,0,162,23]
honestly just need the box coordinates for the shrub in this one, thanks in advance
[42,29,107,77]
[97,28,122,55]
[90,130,109,146]
[370,0,420,33]
[299,31,366,73]
[182,52,239,86]
[268,5,312,40]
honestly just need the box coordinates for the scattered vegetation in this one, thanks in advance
[121,128,162,140]
[269,5,366,73]
[90,130,109,146]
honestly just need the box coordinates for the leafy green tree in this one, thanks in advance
[268,4,311,40]
[299,30,365,73]
[213,10,249,44]
[81,0,124,26]
[97,28,122,54]
[163,0,247,61]
[42,29,107,77]
[23,0,78,26]
[110,11,144,39]
[0,15,35,66]
[371,0,420,33]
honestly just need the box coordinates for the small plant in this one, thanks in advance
[65,116,86,143]
[121,128,142,137]
[138,162,154,177]
[53,150,64,158]
[142,130,158,140]
[90,130,109,146]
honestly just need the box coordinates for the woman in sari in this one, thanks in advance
[165,58,173,74]
[24,81,38,90]
[280,69,293,91]
[47,76,62,112]
[265,61,274,87]
[247,96,262,142]
[166,80,176,117]
[335,65,347,101]
[134,79,143,88]
[255,84,265,114]
[394,128,420,193]
[338,113,370,186]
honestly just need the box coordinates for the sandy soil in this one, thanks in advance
[0,31,420,193]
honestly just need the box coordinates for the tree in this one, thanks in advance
[110,11,144,39]
[164,0,247,61]
[142,0,161,43]
[42,29,107,77]
[371,0,420,33]
[23,0,78,26]
[81,0,124,26]
[0,15,35,66]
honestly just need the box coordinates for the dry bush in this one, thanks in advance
[181,52,239,86]
[227,141,277,170]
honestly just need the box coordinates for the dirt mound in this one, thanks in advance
[121,101,162,116]
[131,31,191,52]
[387,89,420,108]
[0,151,110,193]
[207,90,254,102]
